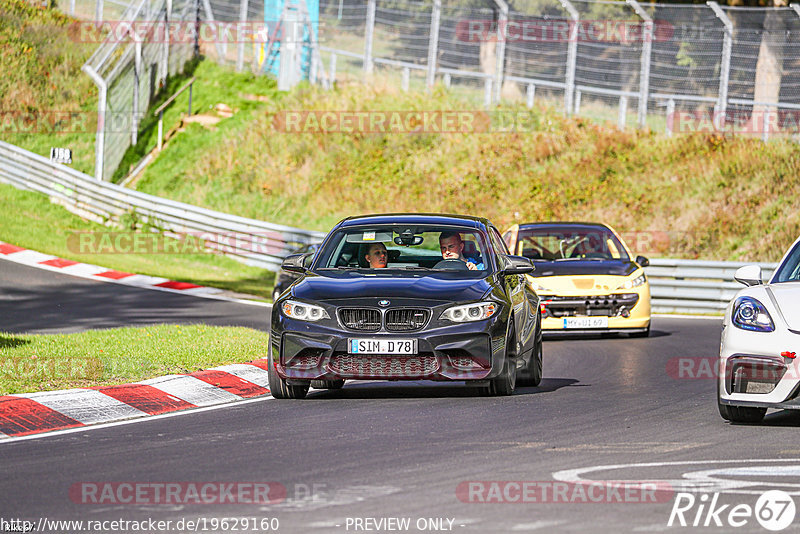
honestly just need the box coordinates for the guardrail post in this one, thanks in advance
[329,52,337,85]
[493,0,508,103]
[627,0,652,129]
[69,0,75,15]
[443,73,451,88]
[426,0,441,90]
[402,67,410,91]
[484,78,492,108]
[618,95,628,130]
[557,0,579,116]
[236,0,249,71]
[574,89,581,114]
[708,2,732,130]
[364,0,376,73]
[526,83,535,108]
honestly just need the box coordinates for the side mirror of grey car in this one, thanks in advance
[501,255,535,275]
[282,253,312,274]
[734,265,763,287]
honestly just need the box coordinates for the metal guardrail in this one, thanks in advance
[646,259,779,315]
[0,141,783,309]
[0,141,325,271]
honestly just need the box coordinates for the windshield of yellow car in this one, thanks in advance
[515,226,629,262]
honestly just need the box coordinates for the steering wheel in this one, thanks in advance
[433,259,470,271]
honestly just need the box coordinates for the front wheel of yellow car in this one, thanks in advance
[629,325,650,338]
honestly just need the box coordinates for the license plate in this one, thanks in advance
[563,317,609,329]
[348,339,418,354]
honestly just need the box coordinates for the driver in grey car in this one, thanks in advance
[438,232,484,270]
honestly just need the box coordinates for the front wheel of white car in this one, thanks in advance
[717,379,766,423]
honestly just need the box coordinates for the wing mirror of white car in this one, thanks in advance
[734,265,763,287]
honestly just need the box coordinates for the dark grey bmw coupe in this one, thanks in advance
[268,214,542,398]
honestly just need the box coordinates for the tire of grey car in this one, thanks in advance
[717,375,766,423]
[267,342,309,399]
[517,341,542,387]
[486,325,517,396]
[310,379,345,389]
[517,313,543,387]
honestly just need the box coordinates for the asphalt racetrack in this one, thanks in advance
[2,260,799,533]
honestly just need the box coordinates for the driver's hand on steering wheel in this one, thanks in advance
[466,261,477,270]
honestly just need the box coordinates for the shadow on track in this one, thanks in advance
[543,329,670,342]
[304,378,580,399]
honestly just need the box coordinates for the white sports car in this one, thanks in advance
[718,236,800,423]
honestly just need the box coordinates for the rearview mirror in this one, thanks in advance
[501,255,535,275]
[282,253,312,274]
[734,265,762,287]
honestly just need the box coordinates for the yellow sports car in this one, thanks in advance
[502,222,651,336]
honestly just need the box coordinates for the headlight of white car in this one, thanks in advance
[732,296,774,332]
[617,273,646,290]
[441,302,499,322]
[281,300,330,322]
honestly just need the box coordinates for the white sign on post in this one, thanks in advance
[50,147,72,164]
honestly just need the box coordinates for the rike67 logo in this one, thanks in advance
[668,490,796,531]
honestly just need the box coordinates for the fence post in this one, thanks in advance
[95,0,103,27]
[708,2,732,131]
[364,0,376,74]
[574,89,581,114]
[484,78,492,108]
[627,0,652,129]
[618,95,628,130]
[665,98,675,137]
[526,83,535,108]
[557,0,579,116]
[82,65,106,180]
[493,0,508,103]
[329,52,337,85]
[132,36,142,146]
[69,0,75,16]
[236,0,249,71]
[426,0,441,90]
[402,67,410,91]
[162,0,172,83]
[201,0,227,62]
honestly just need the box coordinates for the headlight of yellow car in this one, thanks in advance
[616,273,646,290]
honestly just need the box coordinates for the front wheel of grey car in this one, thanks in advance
[517,341,542,387]
[267,343,309,399]
[485,326,517,396]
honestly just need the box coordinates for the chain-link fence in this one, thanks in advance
[312,0,800,138]
[64,0,800,180]
[78,0,197,181]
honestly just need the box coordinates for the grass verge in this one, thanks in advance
[0,325,269,395]
[0,183,275,299]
